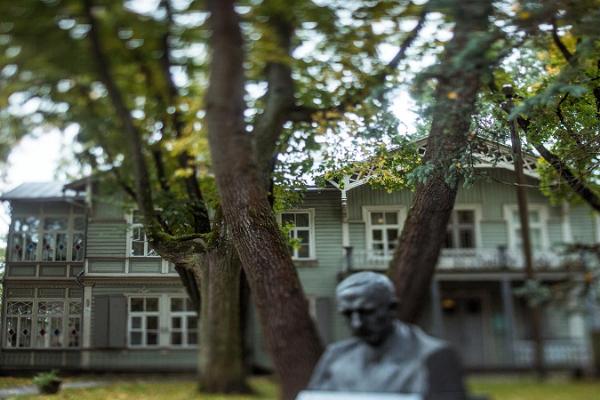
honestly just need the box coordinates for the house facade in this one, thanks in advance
[1,157,600,372]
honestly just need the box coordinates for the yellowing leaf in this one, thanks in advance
[447,91,458,100]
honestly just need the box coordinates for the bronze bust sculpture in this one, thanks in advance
[307,272,466,400]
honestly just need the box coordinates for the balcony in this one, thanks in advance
[513,339,591,367]
[344,247,583,271]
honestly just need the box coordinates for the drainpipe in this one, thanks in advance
[341,175,351,273]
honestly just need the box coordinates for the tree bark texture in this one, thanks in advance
[85,0,248,392]
[206,1,323,399]
[389,0,494,323]
[197,243,248,393]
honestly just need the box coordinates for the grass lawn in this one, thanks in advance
[1,374,599,399]
[0,376,31,389]
[467,375,600,400]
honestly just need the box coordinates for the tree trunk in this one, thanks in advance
[206,1,323,399]
[197,241,248,393]
[389,0,494,323]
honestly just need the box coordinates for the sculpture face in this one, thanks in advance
[337,285,395,346]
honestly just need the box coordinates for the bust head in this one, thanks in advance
[336,272,397,346]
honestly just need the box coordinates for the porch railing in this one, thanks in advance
[513,339,591,366]
[345,247,582,271]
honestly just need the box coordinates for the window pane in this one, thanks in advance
[130,298,144,312]
[188,332,198,345]
[531,228,542,250]
[42,234,55,261]
[298,244,310,258]
[171,298,184,312]
[44,218,67,231]
[145,298,159,312]
[72,233,85,261]
[131,316,142,329]
[458,229,475,248]
[146,316,158,330]
[457,210,474,224]
[130,331,142,345]
[529,210,540,223]
[371,212,384,225]
[185,298,194,311]
[387,229,398,242]
[281,213,294,225]
[295,213,309,227]
[11,234,23,261]
[56,233,67,261]
[132,241,145,256]
[385,212,397,225]
[171,332,182,345]
[25,234,38,261]
[187,317,198,330]
[172,317,182,329]
[146,332,158,346]
[372,229,382,241]
[146,246,158,257]
[297,230,309,244]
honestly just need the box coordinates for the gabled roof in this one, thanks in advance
[328,136,540,192]
[0,182,83,201]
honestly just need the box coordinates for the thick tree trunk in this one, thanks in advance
[197,242,248,393]
[206,1,323,399]
[389,0,494,323]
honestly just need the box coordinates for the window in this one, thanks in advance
[42,217,69,261]
[5,301,33,348]
[128,297,160,347]
[366,209,402,258]
[279,210,315,259]
[126,294,198,348]
[444,210,476,249]
[5,299,80,349]
[9,217,39,261]
[71,217,85,262]
[129,211,158,257]
[505,206,548,251]
[169,297,198,347]
[9,215,84,262]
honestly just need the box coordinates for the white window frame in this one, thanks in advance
[3,296,81,349]
[277,209,316,260]
[362,206,406,259]
[41,216,70,262]
[443,205,482,252]
[126,211,159,258]
[8,212,85,263]
[127,296,161,348]
[125,293,198,349]
[8,216,40,262]
[168,296,198,348]
[503,204,550,251]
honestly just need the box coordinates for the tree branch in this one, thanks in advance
[534,142,600,213]
[516,115,600,213]
[551,17,573,64]
[252,14,295,190]
[289,7,428,122]
[83,0,164,237]
[159,0,211,233]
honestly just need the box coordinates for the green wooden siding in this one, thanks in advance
[88,260,125,273]
[130,258,162,273]
[86,223,127,258]
[7,264,36,276]
[570,205,596,244]
[39,265,67,277]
